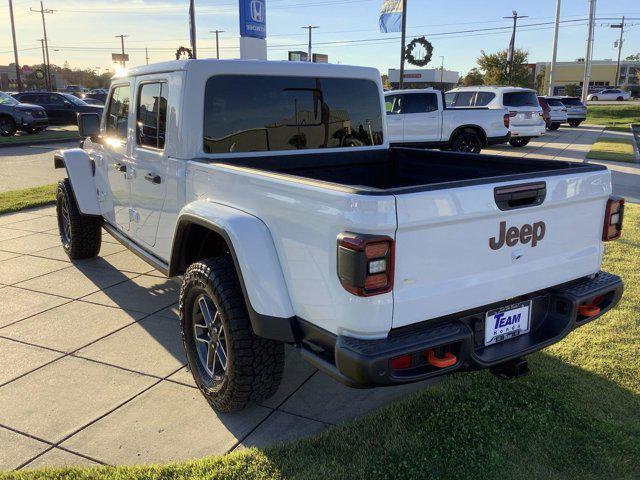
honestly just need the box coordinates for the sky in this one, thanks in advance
[1,0,639,76]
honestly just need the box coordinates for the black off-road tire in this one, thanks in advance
[590,96,598,101]
[56,178,102,259]
[0,116,17,137]
[180,256,285,413]
[568,120,582,128]
[451,131,482,153]
[509,137,530,147]
[616,96,623,101]
[548,123,560,131]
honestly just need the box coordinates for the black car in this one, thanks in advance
[0,91,48,136]
[12,92,103,126]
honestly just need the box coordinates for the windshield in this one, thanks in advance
[0,92,18,106]
[561,97,584,106]
[503,91,539,107]
[62,93,88,106]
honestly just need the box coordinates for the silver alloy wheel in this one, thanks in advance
[193,294,228,381]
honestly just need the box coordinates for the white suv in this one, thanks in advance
[587,89,631,102]
[446,86,546,147]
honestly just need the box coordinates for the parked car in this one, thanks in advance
[384,89,510,153]
[587,89,631,101]
[538,96,568,131]
[552,96,587,127]
[538,96,551,127]
[12,91,102,126]
[0,91,48,136]
[446,86,546,147]
[82,89,108,105]
[62,85,86,98]
[53,60,623,413]
[81,97,105,106]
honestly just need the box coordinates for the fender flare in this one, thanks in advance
[53,149,101,215]
[449,124,488,147]
[170,201,297,342]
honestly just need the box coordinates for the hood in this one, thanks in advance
[16,102,46,112]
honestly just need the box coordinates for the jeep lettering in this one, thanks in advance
[489,221,546,250]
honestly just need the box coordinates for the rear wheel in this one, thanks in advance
[451,131,482,153]
[0,116,16,137]
[180,256,285,413]
[56,178,102,259]
[568,120,582,128]
[616,96,624,101]
[509,137,530,148]
[590,96,598,101]
[548,123,560,131]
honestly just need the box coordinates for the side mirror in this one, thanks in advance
[78,113,101,138]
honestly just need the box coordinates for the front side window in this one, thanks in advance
[404,93,438,114]
[444,92,455,107]
[105,85,131,140]
[48,94,67,105]
[137,82,168,149]
[203,75,384,154]
[503,91,539,107]
[385,95,402,114]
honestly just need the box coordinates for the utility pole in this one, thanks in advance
[30,2,54,91]
[503,11,528,85]
[115,34,129,67]
[398,0,407,89]
[439,55,444,90]
[38,39,49,90]
[145,47,150,65]
[547,0,561,96]
[301,26,319,62]
[189,0,197,59]
[210,30,225,59]
[581,0,596,103]
[8,0,22,92]
[611,16,625,87]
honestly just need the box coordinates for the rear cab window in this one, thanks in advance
[105,84,131,140]
[503,91,539,108]
[203,75,384,154]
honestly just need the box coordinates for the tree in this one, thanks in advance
[535,66,546,94]
[460,68,484,86]
[625,53,640,61]
[564,84,579,97]
[381,74,392,90]
[476,48,532,87]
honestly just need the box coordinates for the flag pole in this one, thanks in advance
[398,0,407,89]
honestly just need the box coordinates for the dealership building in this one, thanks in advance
[388,68,460,91]
[534,59,639,96]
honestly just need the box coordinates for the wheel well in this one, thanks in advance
[170,222,231,276]
[450,125,487,147]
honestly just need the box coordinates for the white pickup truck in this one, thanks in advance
[53,60,624,413]
[385,88,510,153]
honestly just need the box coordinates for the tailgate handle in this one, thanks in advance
[494,182,546,211]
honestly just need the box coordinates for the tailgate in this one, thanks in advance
[392,170,611,328]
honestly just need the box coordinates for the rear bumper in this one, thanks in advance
[486,133,511,145]
[300,271,623,388]
[510,125,546,138]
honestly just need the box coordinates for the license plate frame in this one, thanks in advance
[484,300,532,346]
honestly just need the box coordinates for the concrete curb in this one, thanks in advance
[631,124,640,163]
[0,136,80,149]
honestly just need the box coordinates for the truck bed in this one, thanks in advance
[212,148,605,194]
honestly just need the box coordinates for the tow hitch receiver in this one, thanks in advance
[490,358,530,379]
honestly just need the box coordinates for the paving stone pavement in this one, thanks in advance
[0,204,434,471]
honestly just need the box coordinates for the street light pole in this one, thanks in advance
[439,55,444,90]
[581,0,596,103]
[210,30,225,59]
[8,0,22,92]
[39,39,49,90]
[301,26,319,61]
[611,16,625,87]
[547,0,561,96]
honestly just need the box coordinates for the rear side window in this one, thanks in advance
[403,93,438,113]
[503,91,539,107]
[105,85,131,140]
[203,75,384,154]
[474,92,495,106]
[452,91,475,107]
[136,82,168,149]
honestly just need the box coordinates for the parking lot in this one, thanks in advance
[0,123,638,471]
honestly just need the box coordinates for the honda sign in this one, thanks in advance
[240,0,266,39]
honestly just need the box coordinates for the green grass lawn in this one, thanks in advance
[1,206,639,480]
[585,104,640,126]
[0,184,57,215]
[586,128,637,163]
[0,129,78,146]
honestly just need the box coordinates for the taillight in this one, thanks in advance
[603,196,624,241]
[337,233,394,296]
[503,113,510,128]
[509,111,517,117]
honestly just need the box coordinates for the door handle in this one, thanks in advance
[145,172,162,184]
[115,163,127,172]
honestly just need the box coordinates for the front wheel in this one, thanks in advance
[0,116,17,137]
[451,131,482,153]
[590,96,598,101]
[616,97,624,101]
[180,256,285,413]
[509,137,530,148]
[56,179,102,259]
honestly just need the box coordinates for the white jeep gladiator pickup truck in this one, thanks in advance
[385,88,510,153]
[54,60,624,413]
